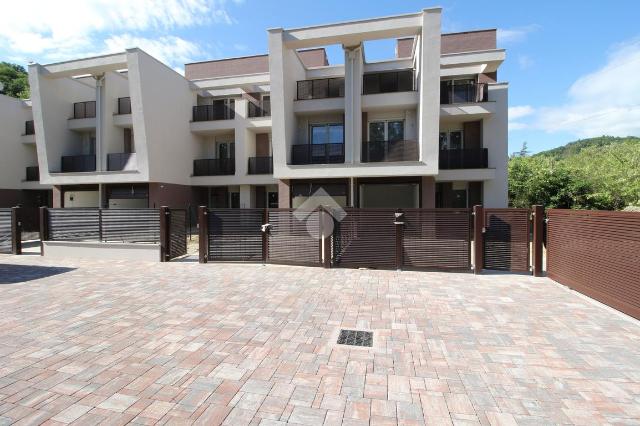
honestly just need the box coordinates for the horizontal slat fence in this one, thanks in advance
[484,208,530,272]
[47,208,160,243]
[333,208,396,269]
[168,209,187,259]
[0,209,11,253]
[267,209,320,266]
[547,209,640,319]
[403,209,471,271]
[209,209,263,261]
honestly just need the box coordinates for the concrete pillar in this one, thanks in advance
[234,98,249,177]
[418,8,441,170]
[52,185,63,208]
[278,179,290,208]
[94,74,105,171]
[239,184,251,208]
[344,44,363,164]
[482,84,509,207]
[421,176,436,208]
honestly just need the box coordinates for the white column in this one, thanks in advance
[482,84,509,207]
[418,8,441,173]
[239,184,251,208]
[94,74,105,171]
[234,98,249,176]
[344,44,363,164]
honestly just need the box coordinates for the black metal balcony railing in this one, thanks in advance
[107,152,135,171]
[193,158,235,176]
[117,97,131,115]
[439,148,488,169]
[192,104,235,122]
[361,140,419,163]
[73,101,96,119]
[440,82,488,104]
[25,166,39,181]
[297,78,345,100]
[248,101,271,118]
[291,143,345,165]
[248,156,273,174]
[61,154,96,172]
[25,120,35,135]
[362,70,415,95]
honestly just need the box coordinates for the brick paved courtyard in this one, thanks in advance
[0,255,639,425]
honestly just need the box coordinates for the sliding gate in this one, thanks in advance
[0,209,12,254]
[267,209,321,266]
[208,208,263,261]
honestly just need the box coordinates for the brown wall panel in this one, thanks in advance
[547,209,640,319]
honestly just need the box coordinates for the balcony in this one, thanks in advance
[25,120,35,135]
[25,166,39,181]
[193,158,235,176]
[291,143,345,165]
[117,97,131,115]
[248,101,270,118]
[439,149,488,169]
[362,70,415,95]
[192,104,235,122]
[248,156,273,174]
[73,101,96,119]
[361,140,419,163]
[297,78,344,100]
[107,152,137,171]
[61,154,96,173]
[441,82,487,104]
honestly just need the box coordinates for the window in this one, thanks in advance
[310,123,344,145]
[261,94,270,116]
[441,78,476,104]
[217,141,235,159]
[268,192,278,208]
[368,120,404,141]
[291,182,348,208]
[439,130,463,150]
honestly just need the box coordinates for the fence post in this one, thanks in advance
[98,208,103,242]
[262,208,268,263]
[159,206,170,262]
[532,205,544,277]
[320,206,332,268]
[11,207,21,255]
[39,207,48,256]
[394,209,404,270]
[473,205,484,274]
[198,206,208,264]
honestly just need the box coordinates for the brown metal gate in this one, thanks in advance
[402,209,471,271]
[267,209,321,266]
[0,209,12,254]
[547,209,640,320]
[168,209,187,260]
[208,208,263,261]
[332,208,396,269]
[483,208,530,272]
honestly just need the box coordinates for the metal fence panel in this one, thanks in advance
[483,208,530,272]
[208,209,263,261]
[169,209,187,259]
[0,209,11,253]
[547,209,640,320]
[333,208,396,269]
[267,209,320,265]
[403,209,471,271]
[102,209,160,243]
[48,209,100,241]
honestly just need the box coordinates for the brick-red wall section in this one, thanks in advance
[185,48,328,80]
[547,209,640,320]
[442,30,496,54]
[396,38,415,58]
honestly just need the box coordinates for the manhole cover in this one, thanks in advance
[337,329,373,347]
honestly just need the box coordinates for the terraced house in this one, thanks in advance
[25,8,507,210]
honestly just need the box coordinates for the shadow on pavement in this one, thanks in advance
[0,264,75,284]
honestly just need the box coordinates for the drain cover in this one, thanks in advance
[337,329,373,347]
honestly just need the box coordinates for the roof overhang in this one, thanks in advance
[36,52,128,78]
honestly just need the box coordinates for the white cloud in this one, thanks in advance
[535,37,640,137]
[104,35,202,69]
[518,54,534,70]
[509,105,534,131]
[497,24,540,44]
[0,0,235,65]
[233,43,248,52]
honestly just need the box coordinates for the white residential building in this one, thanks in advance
[0,94,52,208]
[25,8,507,210]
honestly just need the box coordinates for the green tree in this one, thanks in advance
[0,62,30,99]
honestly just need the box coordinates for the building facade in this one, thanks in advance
[25,8,507,210]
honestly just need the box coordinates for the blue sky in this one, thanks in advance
[2,0,639,154]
